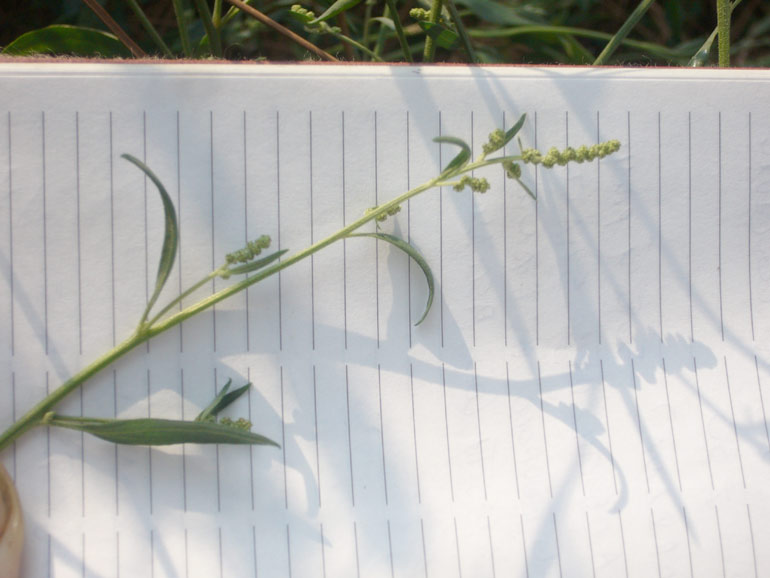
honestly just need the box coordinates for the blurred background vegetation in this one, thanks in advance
[1,0,768,65]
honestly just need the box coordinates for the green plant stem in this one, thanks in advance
[123,0,174,57]
[444,0,476,63]
[593,0,655,65]
[717,0,730,66]
[192,0,223,56]
[0,151,521,455]
[422,0,443,61]
[383,0,413,62]
[171,0,193,57]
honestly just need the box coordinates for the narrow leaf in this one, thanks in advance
[433,136,471,174]
[504,113,527,149]
[48,415,279,447]
[121,154,179,322]
[349,233,434,325]
[418,21,460,51]
[309,0,364,24]
[226,249,288,276]
[2,25,131,57]
[196,379,253,422]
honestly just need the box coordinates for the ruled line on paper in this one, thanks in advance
[661,358,683,492]
[747,504,759,578]
[345,364,355,506]
[378,365,389,505]
[438,111,444,348]
[651,508,662,578]
[723,357,747,488]
[566,111,571,347]
[374,111,381,349]
[441,364,455,502]
[585,512,596,578]
[658,112,663,343]
[693,357,715,489]
[718,112,725,342]
[688,112,694,342]
[537,361,553,498]
[409,364,422,503]
[406,111,413,345]
[597,111,602,345]
[473,364,488,501]
[313,366,322,508]
[755,355,770,452]
[471,110,476,348]
[42,111,49,354]
[553,513,564,578]
[7,111,14,356]
[568,361,586,496]
[76,111,83,355]
[683,507,694,578]
[342,111,348,349]
[715,505,727,578]
[310,111,316,351]
[627,111,632,343]
[276,111,283,351]
[505,362,521,500]
[748,112,755,341]
[630,358,651,493]
[534,110,539,347]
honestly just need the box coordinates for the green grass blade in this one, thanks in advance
[349,233,435,325]
[123,0,174,57]
[593,0,656,65]
[121,154,179,326]
[48,415,279,447]
[444,0,477,62]
[171,0,194,57]
[192,0,223,56]
[383,0,413,62]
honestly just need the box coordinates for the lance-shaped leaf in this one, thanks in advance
[349,232,434,325]
[195,379,252,422]
[121,154,179,324]
[46,414,279,447]
[434,136,471,175]
[484,114,527,156]
[225,249,288,277]
[309,0,364,24]
[417,21,460,51]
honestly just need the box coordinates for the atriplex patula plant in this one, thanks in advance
[0,114,619,486]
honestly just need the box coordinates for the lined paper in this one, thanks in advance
[1,63,770,577]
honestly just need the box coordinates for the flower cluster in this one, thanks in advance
[219,417,253,431]
[521,140,621,168]
[225,235,271,265]
[453,175,490,193]
[409,8,431,21]
[365,204,402,223]
[290,5,341,33]
[482,129,506,156]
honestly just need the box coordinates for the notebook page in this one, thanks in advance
[1,63,769,577]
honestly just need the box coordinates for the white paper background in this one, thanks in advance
[1,64,770,577]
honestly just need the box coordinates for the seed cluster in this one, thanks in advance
[225,235,271,265]
[521,140,621,168]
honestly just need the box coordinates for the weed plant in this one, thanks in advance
[2,0,768,66]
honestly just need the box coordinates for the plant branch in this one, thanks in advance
[224,0,339,61]
[80,0,147,58]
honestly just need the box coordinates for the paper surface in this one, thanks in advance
[1,63,770,577]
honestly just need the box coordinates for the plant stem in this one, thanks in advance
[0,152,520,454]
[593,0,655,65]
[384,0,413,63]
[124,0,174,57]
[444,0,477,63]
[171,0,194,57]
[717,0,731,67]
[422,0,443,62]
[0,332,147,453]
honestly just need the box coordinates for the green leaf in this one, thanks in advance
[196,379,252,422]
[504,113,527,149]
[309,0,365,24]
[226,249,288,276]
[2,25,131,57]
[121,154,179,323]
[349,233,434,325]
[47,415,279,447]
[433,136,471,174]
[418,21,460,51]
[453,0,536,26]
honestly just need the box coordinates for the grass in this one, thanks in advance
[1,0,769,66]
